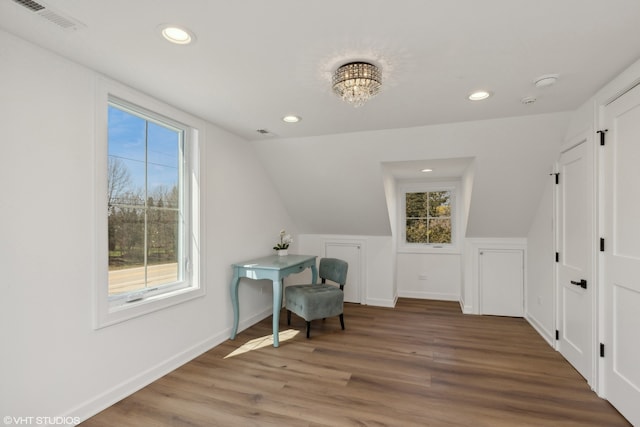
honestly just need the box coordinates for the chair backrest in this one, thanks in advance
[319,258,348,288]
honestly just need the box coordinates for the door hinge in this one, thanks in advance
[600,343,605,358]
[597,129,608,146]
[549,172,559,184]
[600,238,605,252]
[555,330,560,340]
[555,252,559,263]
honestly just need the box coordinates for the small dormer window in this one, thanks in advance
[405,190,452,244]
[397,181,460,253]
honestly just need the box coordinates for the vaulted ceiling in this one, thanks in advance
[3,1,640,237]
[1,0,640,142]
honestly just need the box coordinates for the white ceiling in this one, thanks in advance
[2,0,640,143]
[382,157,474,181]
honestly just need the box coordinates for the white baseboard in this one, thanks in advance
[71,308,273,425]
[397,290,459,301]
[525,312,555,347]
[365,297,396,307]
[236,307,273,334]
[70,332,224,424]
[459,299,474,314]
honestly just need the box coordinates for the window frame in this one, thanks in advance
[397,180,461,254]
[94,77,205,329]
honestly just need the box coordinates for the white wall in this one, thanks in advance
[397,254,461,301]
[252,112,571,238]
[0,31,293,421]
[523,99,594,346]
[458,161,476,309]
[393,166,472,305]
[525,180,555,344]
[254,113,569,310]
[297,234,395,307]
[381,166,398,299]
[523,58,640,352]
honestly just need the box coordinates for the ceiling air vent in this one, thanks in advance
[13,0,45,12]
[11,0,85,31]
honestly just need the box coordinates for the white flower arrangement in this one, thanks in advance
[273,229,293,250]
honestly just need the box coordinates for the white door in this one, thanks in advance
[556,135,594,383]
[480,249,523,317]
[325,242,362,303]
[601,83,640,426]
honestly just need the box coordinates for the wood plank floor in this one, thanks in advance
[80,299,630,426]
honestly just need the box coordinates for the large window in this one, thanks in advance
[95,79,203,328]
[398,181,459,253]
[107,101,183,297]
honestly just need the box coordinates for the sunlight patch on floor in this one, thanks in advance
[225,329,300,358]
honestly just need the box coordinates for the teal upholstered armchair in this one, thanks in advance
[285,258,349,338]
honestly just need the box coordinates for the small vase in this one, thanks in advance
[277,249,288,256]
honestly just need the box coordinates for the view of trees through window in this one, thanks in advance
[107,103,182,296]
[405,191,452,244]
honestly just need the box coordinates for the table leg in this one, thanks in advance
[230,271,240,340]
[311,264,318,284]
[272,279,283,347]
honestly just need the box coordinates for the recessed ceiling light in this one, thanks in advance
[282,115,301,123]
[421,168,433,173]
[468,91,492,101]
[534,74,559,88]
[160,25,194,45]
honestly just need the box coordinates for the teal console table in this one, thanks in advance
[230,254,318,347]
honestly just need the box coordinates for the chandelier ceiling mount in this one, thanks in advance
[332,61,382,108]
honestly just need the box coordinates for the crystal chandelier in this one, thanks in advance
[332,62,382,107]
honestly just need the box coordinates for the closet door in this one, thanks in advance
[480,249,523,317]
[601,83,640,426]
[325,242,362,304]
[556,134,594,383]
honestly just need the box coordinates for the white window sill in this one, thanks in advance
[95,285,204,329]
[398,245,461,255]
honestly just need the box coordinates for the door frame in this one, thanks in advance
[553,129,598,389]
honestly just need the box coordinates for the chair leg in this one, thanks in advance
[306,321,311,338]
[339,313,345,330]
[287,310,291,326]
